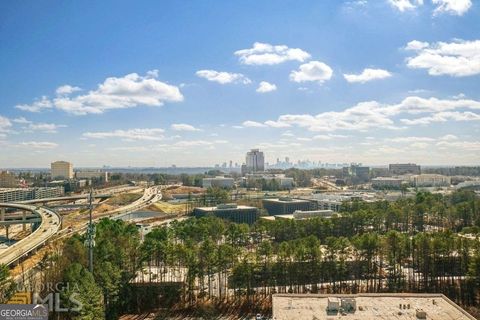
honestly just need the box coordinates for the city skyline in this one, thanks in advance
[1,0,480,167]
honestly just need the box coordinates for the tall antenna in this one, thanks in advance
[86,188,95,273]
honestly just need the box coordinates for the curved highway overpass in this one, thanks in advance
[0,203,61,266]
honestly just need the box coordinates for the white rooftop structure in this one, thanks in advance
[272,294,475,320]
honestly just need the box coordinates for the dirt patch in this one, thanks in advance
[105,193,143,206]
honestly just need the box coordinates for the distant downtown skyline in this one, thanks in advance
[0,1,479,167]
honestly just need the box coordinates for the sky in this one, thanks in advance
[0,0,479,168]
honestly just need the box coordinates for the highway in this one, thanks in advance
[1,186,162,268]
[18,193,111,204]
[0,204,60,266]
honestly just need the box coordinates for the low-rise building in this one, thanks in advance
[411,174,451,187]
[371,177,405,189]
[245,173,294,189]
[202,176,234,189]
[262,197,315,216]
[0,187,64,203]
[193,203,259,224]
[272,294,475,320]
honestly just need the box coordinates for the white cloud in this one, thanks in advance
[432,0,472,15]
[344,68,392,83]
[400,111,480,125]
[0,116,12,133]
[242,120,267,128]
[405,40,430,51]
[196,70,251,84]
[16,96,53,113]
[19,141,58,149]
[289,61,333,84]
[439,134,458,141]
[406,39,480,77]
[388,136,435,142]
[235,42,311,65]
[16,71,183,115]
[26,122,67,133]
[12,117,31,124]
[259,96,480,133]
[171,123,201,131]
[388,0,423,11]
[83,128,165,141]
[256,81,277,93]
[173,140,228,147]
[436,140,480,151]
[264,120,291,128]
[313,134,349,140]
[56,85,81,95]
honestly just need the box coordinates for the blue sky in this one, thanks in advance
[0,0,479,167]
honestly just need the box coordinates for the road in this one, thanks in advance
[2,186,161,267]
[0,204,60,266]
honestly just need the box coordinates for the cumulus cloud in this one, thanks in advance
[16,71,183,115]
[0,116,12,133]
[432,0,472,15]
[235,42,311,65]
[289,61,333,84]
[400,111,480,125]
[344,68,392,83]
[196,70,251,84]
[56,85,81,95]
[171,123,201,131]
[26,122,67,133]
[253,96,480,133]
[242,120,267,128]
[16,96,53,113]
[19,141,58,149]
[83,128,165,141]
[388,0,423,11]
[405,39,480,77]
[256,81,277,93]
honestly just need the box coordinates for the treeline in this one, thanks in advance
[10,190,480,319]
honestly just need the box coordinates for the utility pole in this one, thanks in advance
[85,188,95,273]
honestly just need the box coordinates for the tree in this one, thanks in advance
[0,264,15,303]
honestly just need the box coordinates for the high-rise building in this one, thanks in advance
[389,163,421,175]
[0,171,18,188]
[245,149,264,173]
[51,161,73,179]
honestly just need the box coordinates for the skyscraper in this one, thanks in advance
[245,149,265,173]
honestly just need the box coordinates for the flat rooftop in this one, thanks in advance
[195,205,257,212]
[272,294,475,320]
[263,198,311,203]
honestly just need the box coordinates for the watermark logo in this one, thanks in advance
[0,304,48,320]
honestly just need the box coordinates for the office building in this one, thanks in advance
[389,163,421,175]
[76,170,109,182]
[0,171,18,188]
[411,174,451,187]
[51,161,73,179]
[193,204,259,224]
[0,187,64,203]
[371,177,405,189]
[272,294,475,320]
[262,197,315,215]
[245,149,265,173]
[344,164,370,181]
[202,176,234,189]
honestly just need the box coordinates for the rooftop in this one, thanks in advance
[263,197,311,203]
[195,204,257,212]
[272,293,475,320]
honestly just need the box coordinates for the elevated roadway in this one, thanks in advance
[0,203,60,266]
[18,193,111,205]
